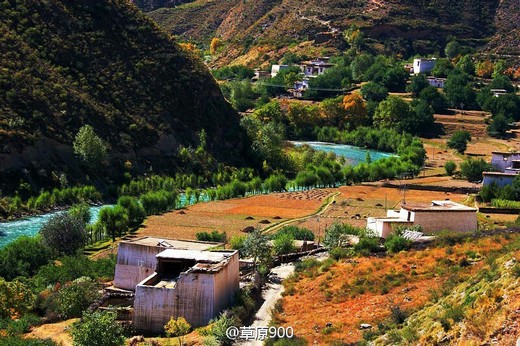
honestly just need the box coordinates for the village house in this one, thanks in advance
[300,57,335,77]
[427,76,446,88]
[413,58,436,74]
[271,64,289,78]
[482,151,520,187]
[251,69,270,82]
[112,237,239,333]
[367,200,477,238]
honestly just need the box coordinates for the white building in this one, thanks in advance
[271,64,289,78]
[133,249,239,333]
[367,200,477,238]
[300,57,335,77]
[482,151,520,187]
[413,58,436,74]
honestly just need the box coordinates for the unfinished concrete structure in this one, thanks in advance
[133,249,239,333]
[114,237,215,291]
[367,200,477,238]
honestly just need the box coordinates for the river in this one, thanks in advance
[0,141,395,248]
[290,141,395,165]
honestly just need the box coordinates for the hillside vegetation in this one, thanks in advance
[140,0,519,66]
[0,0,246,194]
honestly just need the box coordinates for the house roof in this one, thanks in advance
[483,171,518,177]
[402,200,477,212]
[121,236,217,251]
[491,151,520,156]
[156,249,236,263]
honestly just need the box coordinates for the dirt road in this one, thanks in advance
[240,264,295,346]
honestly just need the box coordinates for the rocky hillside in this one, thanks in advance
[138,0,519,66]
[0,0,247,193]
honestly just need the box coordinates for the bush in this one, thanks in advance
[272,226,315,241]
[323,223,363,248]
[384,234,412,253]
[164,316,191,344]
[229,235,246,255]
[460,157,493,182]
[444,161,457,176]
[0,336,56,346]
[0,279,36,319]
[329,247,354,260]
[195,231,227,243]
[71,310,125,346]
[354,237,381,255]
[40,213,87,256]
[0,236,52,280]
[53,277,102,319]
[273,233,296,255]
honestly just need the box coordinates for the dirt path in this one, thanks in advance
[240,264,295,346]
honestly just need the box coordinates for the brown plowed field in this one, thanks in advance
[139,189,333,240]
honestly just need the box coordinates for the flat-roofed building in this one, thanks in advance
[133,249,239,333]
[367,200,477,238]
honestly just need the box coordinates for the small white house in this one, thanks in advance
[300,57,335,77]
[413,58,436,74]
[482,151,520,187]
[271,64,289,78]
[490,151,520,172]
[367,200,477,238]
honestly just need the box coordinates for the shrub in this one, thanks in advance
[444,161,457,176]
[196,231,227,243]
[460,157,493,182]
[0,279,36,319]
[0,236,52,280]
[354,237,381,255]
[323,223,363,248]
[273,233,296,255]
[384,234,412,253]
[164,316,191,345]
[71,310,125,346]
[273,226,315,241]
[229,235,246,255]
[329,246,353,260]
[40,213,87,256]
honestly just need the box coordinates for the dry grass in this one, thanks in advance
[276,235,517,344]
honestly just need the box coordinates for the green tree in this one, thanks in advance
[431,58,454,78]
[460,157,492,182]
[456,55,475,75]
[165,316,191,346]
[407,74,429,96]
[447,130,471,154]
[68,204,92,224]
[97,205,129,241]
[117,196,146,228]
[243,228,272,271]
[361,82,388,102]
[384,234,412,253]
[323,223,362,248]
[350,54,375,82]
[419,86,449,113]
[382,66,409,92]
[444,70,477,109]
[71,310,125,346]
[73,125,107,171]
[445,40,462,59]
[487,114,510,138]
[40,213,87,256]
[444,161,457,176]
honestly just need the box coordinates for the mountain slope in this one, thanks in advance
[139,0,517,66]
[0,0,246,193]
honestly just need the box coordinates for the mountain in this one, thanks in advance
[138,0,519,66]
[0,0,247,194]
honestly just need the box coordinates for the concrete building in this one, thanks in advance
[271,64,289,78]
[482,151,520,187]
[114,237,215,291]
[300,57,335,77]
[367,200,477,238]
[427,76,446,88]
[133,249,239,333]
[413,58,436,74]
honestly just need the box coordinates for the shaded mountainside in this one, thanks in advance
[138,0,519,66]
[0,0,247,193]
